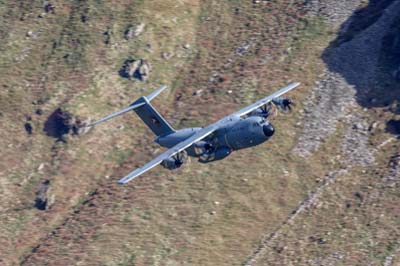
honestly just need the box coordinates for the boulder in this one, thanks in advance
[120,58,151,81]
[162,52,174,60]
[43,108,90,141]
[35,180,51,210]
[124,23,145,40]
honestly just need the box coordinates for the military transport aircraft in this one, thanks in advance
[88,83,300,184]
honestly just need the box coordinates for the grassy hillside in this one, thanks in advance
[0,0,399,265]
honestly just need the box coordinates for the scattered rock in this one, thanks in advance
[35,180,51,210]
[305,0,362,27]
[192,89,203,96]
[293,71,356,157]
[124,23,145,40]
[37,163,45,172]
[341,114,375,166]
[209,72,221,83]
[43,108,89,141]
[103,29,112,45]
[389,102,400,114]
[162,52,174,60]
[134,23,145,37]
[369,121,379,131]
[183,43,190,49]
[35,108,43,115]
[354,191,363,202]
[44,3,55,13]
[236,42,251,56]
[120,58,151,81]
[24,122,33,135]
[74,118,92,135]
[384,153,400,187]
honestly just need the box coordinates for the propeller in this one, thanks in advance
[173,151,187,167]
[204,143,214,152]
[260,102,276,118]
[273,97,295,114]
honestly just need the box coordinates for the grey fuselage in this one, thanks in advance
[155,115,274,163]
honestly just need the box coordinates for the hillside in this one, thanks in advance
[0,0,399,265]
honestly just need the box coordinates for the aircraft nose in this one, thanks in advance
[263,123,275,137]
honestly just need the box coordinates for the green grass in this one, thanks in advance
[1,1,399,266]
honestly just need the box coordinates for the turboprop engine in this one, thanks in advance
[161,151,187,170]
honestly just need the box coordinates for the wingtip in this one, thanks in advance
[84,122,96,128]
[146,85,168,101]
[117,175,134,185]
[292,82,301,87]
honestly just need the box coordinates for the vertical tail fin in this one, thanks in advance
[132,96,175,136]
[87,86,175,136]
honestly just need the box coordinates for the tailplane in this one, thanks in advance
[88,86,175,136]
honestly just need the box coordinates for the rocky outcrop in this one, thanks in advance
[119,58,151,81]
[43,108,90,142]
[295,0,400,159]
[124,23,145,40]
[34,180,53,210]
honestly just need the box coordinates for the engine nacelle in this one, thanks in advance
[161,152,187,170]
[199,146,231,163]
[272,97,294,112]
[193,141,214,156]
[248,107,269,118]
[161,158,181,170]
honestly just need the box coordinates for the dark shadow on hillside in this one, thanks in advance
[43,108,72,142]
[386,119,400,135]
[322,0,400,125]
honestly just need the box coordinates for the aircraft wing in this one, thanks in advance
[117,125,218,184]
[231,82,300,117]
[117,82,300,184]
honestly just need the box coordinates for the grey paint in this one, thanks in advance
[88,83,300,184]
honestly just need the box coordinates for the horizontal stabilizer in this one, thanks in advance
[115,82,300,184]
[86,86,168,127]
[87,102,145,127]
[147,85,167,101]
